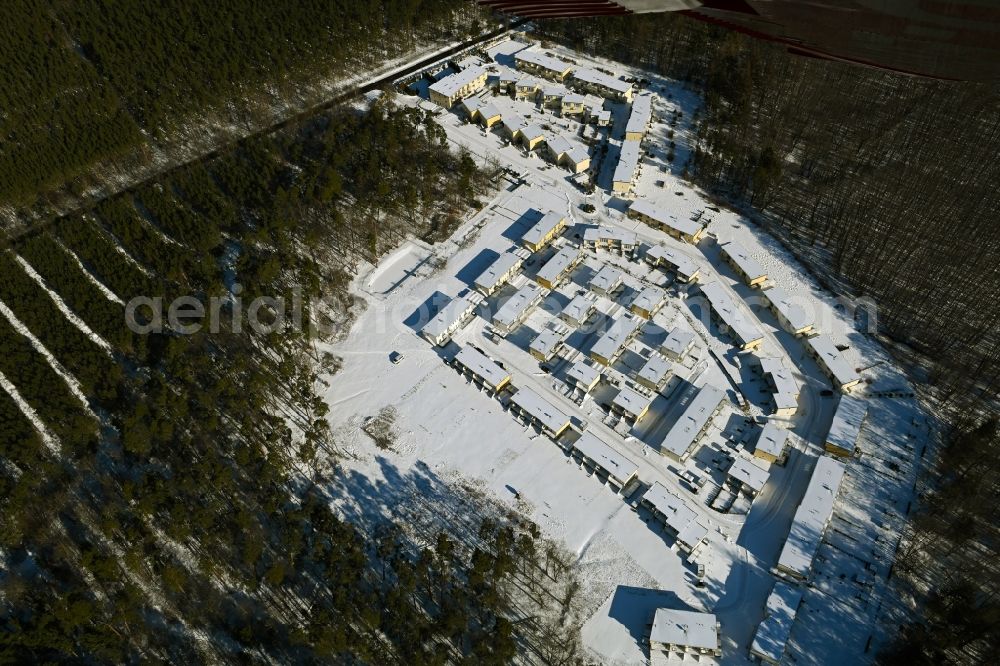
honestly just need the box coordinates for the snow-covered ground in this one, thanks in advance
[317,37,928,665]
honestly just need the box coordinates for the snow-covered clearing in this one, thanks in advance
[317,37,929,665]
[0,298,97,419]
[0,368,59,454]
[12,253,113,354]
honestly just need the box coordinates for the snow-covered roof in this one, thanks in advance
[561,293,595,323]
[755,421,791,459]
[584,226,637,246]
[460,97,483,115]
[515,76,542,90]
[764,286,814,332]
[591,314,641,362]
[595,109,611,123]
[475,252,523,291]
[502,113,527,135]
[536,245,580,285]
[567,360,600,388]
[515,49,573,75]
[562,93,585,105]
[661,328,696,358]
[625,93,652,135]
[638,354,672,387]
[519,123,546,142]
[629,200,702,239]
[421,296,474,341]
[454,345,510,388]
[612,140,641,185]
[759,357,799,413]
[492,282,544,330]
[510,387,571,434]
[478,101,502,119]
[777,456,846,579]
[728,454,771,493]
[699,282,765,348]
[632,284,666,313]
[572,67,632,95]
[643,482,708,548]
[827,395,868,454]
[646,243,700,279]
[651,608,719,650]
[613,386,650,417]
[590,264,623,292]
[660,385,725,459]
[751,581,803,664]
[530,327,567,358]
[542,83,569,98]
[720,241,767,282]
[429,65,485,98]
[546,134,574,156]
[522,210,563,247]
[807,335,861,389]
[573,431,638,484]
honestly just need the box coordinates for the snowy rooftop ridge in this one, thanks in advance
[776,455,846,580]
[573,430,638,484]
[699,281,765,348]
[454,345,510,389]
[625,93,652,136]
[827,394,869,455]
[660,385,725,459]
[612,140,641,185]
[750,581,804,664]
[650,608,719,651]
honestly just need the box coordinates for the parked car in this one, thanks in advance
[389,351,404,364]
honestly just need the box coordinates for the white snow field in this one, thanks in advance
[318,36,929,665]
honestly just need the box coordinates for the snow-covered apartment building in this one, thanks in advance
[806,334,862,392]
[535,244,582,289]
[775,455,846,582]
[699,282,765,351]
[514,49,574,81]
[492,282,545,336]
[720,241,768,288]
[646,244,701,283]
[641,482,710,554]
[474,250,526,296]
[429,66,487,108]
[650,608,722,658]
[452,345,512,393]
[582,226,637,255]
[630,284,667,319]
[521,210,566,252]
[421,295,476,346]
[569,67,634,101]
[571,431,639,490]
[629,200,706,244]
[659,385,726,461]
[763,286,815,336]
[754,421,792,465]
[612,139,641,194]
[757,356,799,418]
[825,394,868,457]
[624,93,652,141]
[509,387,572,438]
[590,314,641,365]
